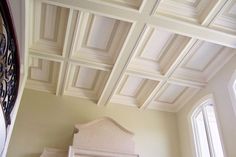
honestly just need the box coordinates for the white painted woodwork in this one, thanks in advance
[88,0,143,10]
[149,82,200,112]
[70,12,131,65]
[156,0,217,23]
[129,26,190,75]
[111,74,159,107]
[29,2,69,55]
[172,41,235,83]
[63,64,109,101]
[210,0,236,34]
[74,67,98,90]
[119,76,144,97]
[25,0,236,112]
[184,42,222,71]
[26,56,61,93]
[86,16,116,50]
[72,117,136,154]
[157,84,186,104]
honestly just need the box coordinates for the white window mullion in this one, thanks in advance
[193,110,203,157]
[191,95,225,157]
[202,105,215,157]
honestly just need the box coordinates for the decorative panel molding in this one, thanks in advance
[172,41,235,83]
[111,74,159,107]
[156,0,217,23]
[26,56,61,93]
[129,26,190,76]
[29,2,69,55]
[70,11,132,65]
[148,83,199,112]
[157,84,186,104]
[210,1,236,34]
[89,0,143,10]
[26,0,236,112]
[63,64,110,101]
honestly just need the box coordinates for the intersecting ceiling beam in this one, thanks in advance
[43,0,236,48]
[97,23,146,106]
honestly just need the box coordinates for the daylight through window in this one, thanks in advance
[191,100,224,157]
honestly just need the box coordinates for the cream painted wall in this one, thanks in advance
[177,55,236,157]
[7,89,180,157]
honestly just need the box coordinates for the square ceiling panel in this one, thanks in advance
[70,11,132,65]
[29,2,69,56]
[26,56,61,93]
[63,64,110,101]
[89,0,143,10]
[111,74,159,107]
[210,0,236,34]
[172,41,235,83]
[156,0,218,23]
[148,82,199,112]
[128,26,190,76]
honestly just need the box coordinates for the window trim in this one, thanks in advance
[188,94,227,157]
[228,70,236,117]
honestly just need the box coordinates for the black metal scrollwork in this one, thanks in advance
[0,0,20,127]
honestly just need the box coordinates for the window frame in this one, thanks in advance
[228,70,236,117]
[189,94,226,157]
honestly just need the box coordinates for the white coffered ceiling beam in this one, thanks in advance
[126,69,164,82]
[139,80,167,110]
[42,0,236,48]
[97,0,159,106]
[139,38,205,110]
[201,0,229,26]
[164,39,199,77]
[97,23,146,106]
[148,16,236,48]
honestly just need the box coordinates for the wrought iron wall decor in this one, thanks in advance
[0,0,20,127]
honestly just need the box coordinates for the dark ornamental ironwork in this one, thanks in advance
[0,0,20,127]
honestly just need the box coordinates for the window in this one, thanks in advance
[191,97,225,157]
[228,71,236,116]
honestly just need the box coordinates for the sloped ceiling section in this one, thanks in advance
[26,0,236,112]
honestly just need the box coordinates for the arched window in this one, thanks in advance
[191,96,225,157]
[228,71,236,116]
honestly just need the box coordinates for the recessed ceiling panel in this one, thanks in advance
[71,12,132,65]
[155,0,217,23]
[129,26,190,76]
[64,64,110,101]
[26,56,61,93]
[30,2,69,55]
[157,84,186,104]
[89,0,143,10]
[148,83,199,112]
[74,67,98,90]
[119,76,145,97]
[210,1,236,34]
[26,0,236,112]
[86,16,116,50]
[111,74,159,107]
[184,42,222,71]
[172,41,235,83]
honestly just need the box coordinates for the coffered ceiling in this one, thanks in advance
[26,0,236,112]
